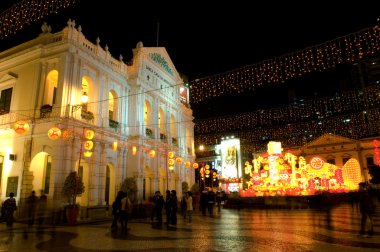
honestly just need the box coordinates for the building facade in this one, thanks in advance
[0,20,195,215]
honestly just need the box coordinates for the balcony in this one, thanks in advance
[160,133,167,143]
[81,110,94,121]
[109,119,119,130]
[40,104,52,118]
[146,128,154,139]
[172,137,178,146]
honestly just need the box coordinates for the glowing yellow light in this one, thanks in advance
[85,129,95,139]
[112,142,118,151]
[132,146,137,155]
[83,151,92,158]
[14,120,29,134]
[84,141,94,151]
[47,127,61,140]
[149,150,155,158]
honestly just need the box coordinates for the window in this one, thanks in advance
[105,165,110,205]
[43,156,52,194]
[366,157,374,166]
[342,157,350,165]
[327,159,335,165]
[0,87,12,114]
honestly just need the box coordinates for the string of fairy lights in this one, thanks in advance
[194,85,380,154]
[189,25,380,104]
[0,0,78,39]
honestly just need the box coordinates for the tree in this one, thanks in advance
[120,177,138,202]
[62,171,85,206]
[368,165,380,184]
[182,181,189,194]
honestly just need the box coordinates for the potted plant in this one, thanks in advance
[62,171,85,225]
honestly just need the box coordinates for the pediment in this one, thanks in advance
[304,133,355,148]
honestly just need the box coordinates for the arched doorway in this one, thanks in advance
[30,152,52,196]
[105,163,116,206]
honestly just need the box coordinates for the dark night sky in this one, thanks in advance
[0,1,379,117]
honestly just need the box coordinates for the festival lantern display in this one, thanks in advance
[132,146,137,155]
[184,161,191,168]
[85,129,95,140]
[84,140,94,151]
[14,120,30,134]
[47,127,61,140]
[168,158,175,166]
[83,151,93,158]
[149,149,155,158]
[193,163,199,169]
[112,141,118,151]
[168,151,174,159]
[175,157,182,164]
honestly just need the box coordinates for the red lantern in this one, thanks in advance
[14,120,30,134]
[193,163,199,169]
[175,157,182,164]
[47,127,61,140]
[184,161,191,168]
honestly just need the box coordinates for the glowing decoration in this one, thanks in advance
[310,157,325,170]
[175,157,183,164]
[61,129,73,141]
[84,140,94,151]
[83,151,93,158]
[169,166,174,170]
[112,142,118,151]
[267,141,282,155]
[14,120,30,134]
[149,150,156,158]
[205,165,210,170]
[132,146,137,155]
[373,140,380,165]
[47,127,61,140]
[168,158,175,166]
[342,158,361,190]
[85,129,95,140]
[193,163,199,169]
[184,161,191,168]
[168,151,174,159]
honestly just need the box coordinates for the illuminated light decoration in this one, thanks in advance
[83,151,92,158]
[0,0,79,39]
[175,157,183,164]
[168,152,174,159]
[112,142,118,151]
[310,156,325,170]
[373,140,380,165]
[184,161,191,168]
[168,158,175,166]
[47,127,61,140]
[84,140,94,151]
[169,166,174,170]
[61,129,73,141]
[132,146,137,155]
[194,85,380,154]
[14,120,30,134]
[342,158,361,190]
[149,150,156,158]
[205,169,210,175]
[189,26,380,104]
[205,165,210,170]
[193,163,199,169]
[85,129,95,140]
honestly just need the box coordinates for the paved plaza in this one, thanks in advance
[0,203,379,251]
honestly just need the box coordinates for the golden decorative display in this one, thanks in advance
[83,151,93,158]
[168,151,174,159]
[47,127,62,140]
[85,129,95,140]
[14,120,30,134]
[84,141,94,151]
[175,157,182,164]
[193,163,199,169]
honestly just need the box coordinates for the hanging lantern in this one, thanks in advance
[112,141,118,151]
[14,120,30,134]
[47,127,61,140]
[132,146,137,155]
[175,157,182,164]
[193,163,199,169]
[168,151,174,159]
[83,151,93,157]
[149,149,156,158]
[184,161,191,168]
[169,165,174,170]
[205,165,210,170]
[168,158,175,166]
[84,140,94,151]
[85,129,95,139]
[205,169,210,175]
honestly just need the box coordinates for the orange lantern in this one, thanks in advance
[184,161,191,168]
[85,129,95,140]
[47,127,62,140]
[149,149,156,158]
[168,151,175,159]
[84,140,94,150]
[175,157,182,164]
[205,169,210,175]
[14,120,30,134]
[83,151,93,157]
[132,146,137,155]
[168,158,175,166]
[205,165,210,170]
[193,163,199,169]
[112,141,118,151]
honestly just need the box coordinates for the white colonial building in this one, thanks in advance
[0,20,195,217]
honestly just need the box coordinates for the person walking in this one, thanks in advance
[358,182,375,237]
[164,190,171,225]
[170,190,178,225]
[180,194,187,220]
[185,191,193,224]
[2,192,17,227]
[27,190,38,226]
[37,190,47,226]
[155,191,164,226]
[111,191,124,231]
[120,192,132,231]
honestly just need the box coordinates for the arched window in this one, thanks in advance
[44,70,58,105]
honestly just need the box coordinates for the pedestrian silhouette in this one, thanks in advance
[2,192,17,227]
